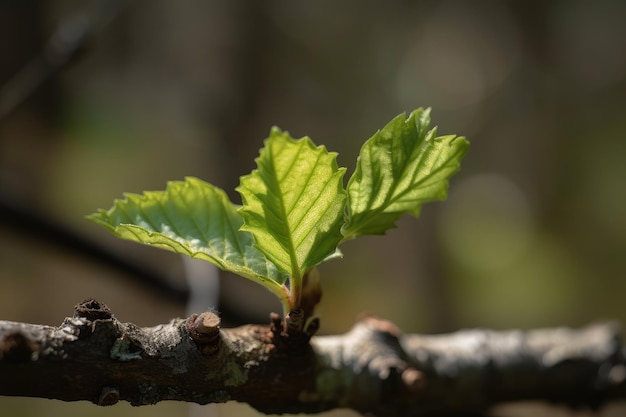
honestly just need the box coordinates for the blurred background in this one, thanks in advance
[1,0,625,416]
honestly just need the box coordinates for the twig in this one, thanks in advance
[0,0,123,120]
[1,299,625,416]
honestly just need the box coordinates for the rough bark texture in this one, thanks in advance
[1,299,625,416]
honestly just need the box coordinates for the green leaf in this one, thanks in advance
[237,128,347,282]
[87,177,290,306]
[342,108,469,238]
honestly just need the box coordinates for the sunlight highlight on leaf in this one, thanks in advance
[342,108,469,238]
[237,128,347,282]
[87,177,290,307]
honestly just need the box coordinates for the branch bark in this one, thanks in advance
[1,299,625,416]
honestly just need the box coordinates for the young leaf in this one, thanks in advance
[87,177,290,308]
[237,128,347,282]
[342,108,469,238]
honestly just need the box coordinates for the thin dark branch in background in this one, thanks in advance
[0,191,189,304]
[0,1,267,324]
[0,0,123,121]
[0,191,259,325]
[0,0,192,307]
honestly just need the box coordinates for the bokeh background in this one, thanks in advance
[1,1,625,416]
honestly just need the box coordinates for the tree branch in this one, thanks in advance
[1,299,625,416]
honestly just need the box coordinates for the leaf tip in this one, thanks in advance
[270,125,283,134]
[84,210,102,224]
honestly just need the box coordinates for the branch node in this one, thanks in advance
[97,386,120,406]
[401,368,425,394]
[304,317,320,338]
[186,311,221,352]
[74,298,113,321]
[609,364,626,384]
[267,311,315,358]
[0,331,39,362]
[286,309,304,334]
[360,315,402,338]
[270,312,285,334]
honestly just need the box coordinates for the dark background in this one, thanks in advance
[1,1,625,416]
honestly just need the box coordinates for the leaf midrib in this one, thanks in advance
[267,142,299,277]
[289,149,326,248]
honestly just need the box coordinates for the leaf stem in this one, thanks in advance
[263,281,292,317]
[289,276,302,313]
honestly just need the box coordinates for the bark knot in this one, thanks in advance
[186,311,221,355]
[97,386,120,406]
[0,331,39,362]
[74,298,113,321]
